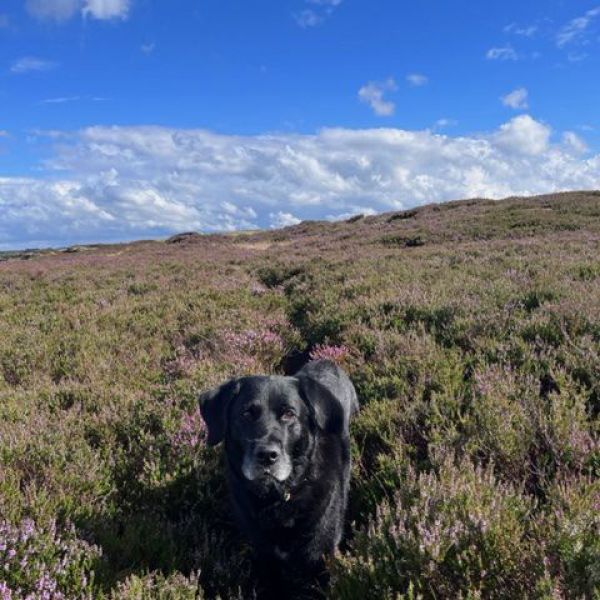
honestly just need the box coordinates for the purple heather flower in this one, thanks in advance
[172,408,206,449]
[309,344,351,364]
[0,582,13,600]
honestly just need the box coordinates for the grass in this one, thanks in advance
[1,191,599,598]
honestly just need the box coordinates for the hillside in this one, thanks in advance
[1,191,599,598]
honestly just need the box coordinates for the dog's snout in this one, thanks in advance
[256,445,280,466]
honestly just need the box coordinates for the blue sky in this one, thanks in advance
[1,0,600,249]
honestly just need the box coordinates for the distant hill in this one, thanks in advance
[3,190,600,262]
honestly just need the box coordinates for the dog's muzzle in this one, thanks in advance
[242,442,292,482]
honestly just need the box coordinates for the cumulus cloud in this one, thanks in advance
[358,78,397,116]
[11,57,58,74]
[26,0,130,22]
[270,212,302,229]
[557,6,600,47]
[406,73,428,87]
[494,115,551,155]
[1,118,600,249]
[563,131,589,155]
[486,46,518,61]
[0,177,116,249]
[501,87,529,110]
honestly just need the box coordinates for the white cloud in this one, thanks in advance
[11,57,58,74]
[41,96,81,104]
[495,115,551,155]
[294,0,342,27]
[2,118,600,249]
[26,0,130,22]
[434,118,458,130]
[406,73,428,87]
[40,96,107,105]
[501,87,529,110]
[327,206,377,221]
[557,6,600,47]
[82,0,130,20]
[486,46,518,61]
[294,9,323,28]
[504,23,538,37]
[563,131,588,155]
[269,212,302,229]
[141,43,155,54]
[358,78,397,117]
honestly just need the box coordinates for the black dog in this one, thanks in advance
[199,359,358,598]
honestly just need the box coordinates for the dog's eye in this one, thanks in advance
[242,406,259,420]
[280,408,296,422]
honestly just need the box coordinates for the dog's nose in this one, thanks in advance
[256,445,280,466]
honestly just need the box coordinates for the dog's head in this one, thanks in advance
[199,360,357,494]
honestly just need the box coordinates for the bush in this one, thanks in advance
[539,477,600,597]
[110,571,203,599]
[0,517,101,599]
[332,458,545,599]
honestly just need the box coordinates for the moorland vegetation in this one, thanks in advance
[1,191,599,598]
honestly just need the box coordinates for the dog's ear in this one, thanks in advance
[199,379,241,446]
[297,374,345,435]
[296,360,358,436]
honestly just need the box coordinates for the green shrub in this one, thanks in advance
[111,571,204,599]
[539,477,600,597]
[0,517,102,599]
[332,458,544,599]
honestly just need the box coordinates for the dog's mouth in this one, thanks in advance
[260,466,285,479]
[245,466,290,486]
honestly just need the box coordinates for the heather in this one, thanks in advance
[1,191,599,598]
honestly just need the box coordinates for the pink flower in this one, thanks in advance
[172,408,206,449]
[0,582,13,600]
[309,344,351,364]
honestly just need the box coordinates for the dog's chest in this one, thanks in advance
[256,498,298,530]
[273,545,290,561]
